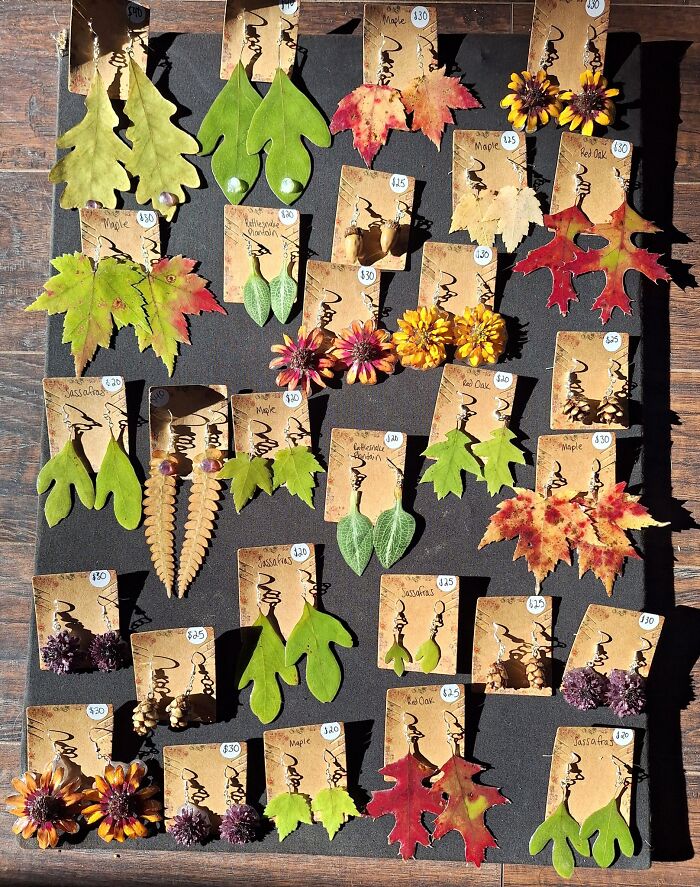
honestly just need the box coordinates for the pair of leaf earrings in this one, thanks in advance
[337,458,416,575]
[40,595,125,675]
[242,238,297,327]
[265,750,359,841]
[385,599,445,675]
[51,28,198,219]
[421,393,525,499]
[198,15,330,205]
[367,712,508,865]
[238,571,352,724]
[530,753,634,877]
[38,403,141,529]
[450,155,543,252]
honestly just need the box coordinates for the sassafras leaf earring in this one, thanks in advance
[579,756,635,867]
[384,599,412,676]
[415,600,445,674]
[37,405,95,527]
[94,402,142,530]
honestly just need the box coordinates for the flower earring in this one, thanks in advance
[37,406,95,527]
[220,763,260,844]
[596,359,625,425]
[452,303,508,367]
[385,599,412,676]
[82,759,162,843]
[562,358,591,423]
[525,622,546,690]
[41,599,80,674]
[94,403,142,530]
[264,753,313,841]
[170,767,212,847]
[486,622,509,690]
[132,659,159,736]
[415,600,445,674]
[580,756,635,868]
[89,594,125,672]
[310,749,359,839]
[561,630,611,711]
[558,27,619,136]
[167,651,206,729]
[606,637,651,718]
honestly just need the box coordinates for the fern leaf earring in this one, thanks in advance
[373,458,416,569]
[579,756,634,867]
[272,414,324,508]
[243,239,272,327]
[415,600,445,674]
[41,599,80,674]
[384,599,412,676]
[94,403,142,530]
[144,409,179,597]
[264,753,313,841]
[37,406,95,527]
[336,457,374,576]
[311,749,359,840]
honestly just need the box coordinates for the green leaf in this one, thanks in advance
[311,787,359,839]
[284,601,352,702]
[125,56,200,220]
[272,445,323,508]
[373,498,416,569]
[270,258,298,323]
[26,253,147,377]
[415,636,441,673]
[94,435,142,530]
[246,68,331,204]
[217,453,272,512]
[37,438,95,528]
[197,61,262,204]
[471,426,526,496]
[337,491,374,576]
[529,799,590,879]
[264,790,313,841]
[49,69,131,210]
[238,610,298,724]
[243,255,271,327]
[385,640,412,677]
[420,428,483,500]
[579,796,634,868]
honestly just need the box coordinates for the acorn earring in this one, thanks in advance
[524,622,546,690]
[415,601,445,674]
[561,630,611,711]
[167,651,206,729]
[220,763,261,845]
[169,767,212,847]
[89,594,125,672]
[344,200,365,263]
[144,410,179,597]
[562,358,591,423]
[486,622,509,690]
[606,637,651,718]
[132,660,159,736]
[596,359,625,425]
[380,201,404,255]
[384,599,412,676]
[41,599,80,674]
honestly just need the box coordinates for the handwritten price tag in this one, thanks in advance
[220,742,241,759]
[126,3,146,24]
[279,1,298,13]
[592,431,613,451]
[611,139,630,160]
[500,131,520,152]
[150,388,170,407]
[494,371,513,391]
[613,728,634,747]
[440,684,461,702]
[89,570,111,589]
[639,612,660,631]
[473,246,493,266]
[526,596,546,615]
[603,332,622,353]
[436,575,457,592]
[278,208,298,225]
[389,173,409,194]
[136,210,158,228]
[320,722,341,741]
[358,266,377,286]
[290,543,311,563]
[586,0,606,18]
[86,704,109,721]
[185,627,207,645]
[283,390,303,408]
[410,6,430,28]
[101,376,123,393]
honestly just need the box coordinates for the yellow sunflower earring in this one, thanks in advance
[500,27,562,133]
[558,26,619,136]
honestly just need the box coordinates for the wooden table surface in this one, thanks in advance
[1,1,699,884]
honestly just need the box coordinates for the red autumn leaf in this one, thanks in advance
[479,488,593,592]
[430,755,509,867]
[514,205,593,315]
[564,200,670,323]
[365,752,444,859]
[401,67,480,149]
[135,256,226,375]
[330,83,408,167]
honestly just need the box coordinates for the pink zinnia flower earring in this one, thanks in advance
[330,319,397,384]
[269,326,336,395]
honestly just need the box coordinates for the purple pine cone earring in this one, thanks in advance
[219,764,260,845]
[41,599,80,674]
[606,637,651,717]
[561,629,611,711]
[170,768,211,847]
[89,595,125,672]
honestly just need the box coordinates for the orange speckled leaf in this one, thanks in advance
[330,83,408,167]
[430,755,509,867]
[565,201,669,323]
[401,67,480,149]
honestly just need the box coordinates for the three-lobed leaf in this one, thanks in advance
[330,83,408,167]
[284,601,352,702]
[337,492,374,575]
[579,796,634,868]
[414,637,441,673]
[94,435,142,530]
[421,428,483,499]
[37,439,95,527]
[218,453,273,512]
[264,790,312,841]
[311,787,359,839]
[471,426,526,496]
[529,799,591,879]
[272,445,323,508]
[237,610,298,724]
[373,498,415,569]
[385,641,412,677]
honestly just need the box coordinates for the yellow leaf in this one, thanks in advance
[449,189,499,245]
[494,185,543,252]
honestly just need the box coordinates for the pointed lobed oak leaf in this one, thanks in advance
[330,83,408,167]
[472,426,526,496]
[366,752,444,860]
[514,205,593,315]
[421,428,483,499]
[449,189,500,245]
[565,200,670,323]
[479,488,592,591]
[135,256,225,375]
[26,253,148,376]
[494,185,543,253]
[430,755,509,867]
[401,67,480,149]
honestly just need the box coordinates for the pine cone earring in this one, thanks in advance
[606,636,651,718]
[132,660,159,736]
[596,358,626,425]
[562,358,591,423]
[167,651,206,730]
[524,622,546,690]
[486,622,509,690]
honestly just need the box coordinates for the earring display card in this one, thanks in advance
[527,0,610,95]
[163,741,249,824]
[26,704,113,782]
[428,364,517,447]
[384,684,465,768]
[131,626,217,724]
[362,4,438,91]
[546,726,634,823]
[149,385,229,480]
[377,574,459,675]
[550,132,633,224]
[551,331,630,430]
[564,604,664,679]
[68,0,149,99]
[223,205,300,304]
[221,0,299,83]
[232,391,312,460]
[32,570,119,670]
[472,596,554,696]
[80,207,161,265]
[264,722,349,801]
[331,165,416,271]
[238,543,316,638]
[452,129,527,212]
[417,242,497,316]
[302,260,381,342]
[536,432,616,497]
[324,428,407,524]
[43,376,129,473]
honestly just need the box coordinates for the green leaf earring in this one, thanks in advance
[284,569,352,703]
[579,757,634,868]
[217,419,273,512]
[384,599,412,676]
[270,238,298,323]
[336,460,374,576]
[272,415,324,508]
[37,408,95,527]
[264,753,313,841]
[242,241,271,327]
[471,396,526,496]
[421,394,483,499]
[415,600,445,674]
[311,750,359,839]
[529,754,590,879]
[94,405,142,530]
[373,459,416,569]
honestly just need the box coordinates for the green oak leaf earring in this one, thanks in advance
[472,395,526,496]
[415,600,445,674]
[37,406,95,527]
[243,239,272,327]
[217,419,273,512]
[337,457,374,576]
[311,750,359,840]
[384,599,412,676]
[94,403,142,530]
[272,414,324,508]
[529,753,590,879]
[373,458,416,569]
[270,238,298,323]
[579,756,634,868]
[264,753,312,841]
[421,392,483,499]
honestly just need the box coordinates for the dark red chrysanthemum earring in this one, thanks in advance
[169,768,212,847]
[40,598,80,674]
[561,630,611,711]
[606,637,651,718]
[89,594,126,672]
[219,763,260,845]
